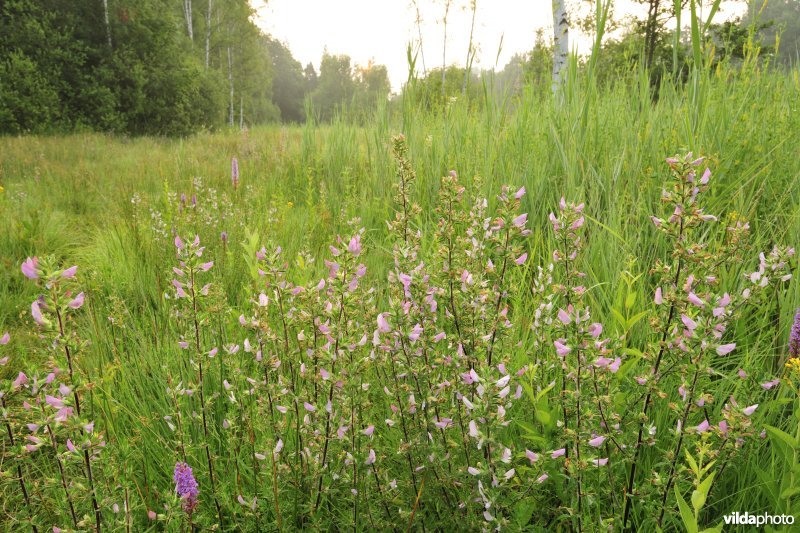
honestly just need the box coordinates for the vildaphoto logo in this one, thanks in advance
[723,512,795,526]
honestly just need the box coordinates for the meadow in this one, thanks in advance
[1,65,800,531]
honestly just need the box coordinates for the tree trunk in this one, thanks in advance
[239,96,243,129]
[102,0,112,48]
[228,47,234,127]
[551,0,569,93]
[205,0,212,69]
[644,0,661,68]
[184,0,194,42]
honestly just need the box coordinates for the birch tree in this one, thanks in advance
[551,0,569,92]
[183,0,194,42]
[102,0,112,47]
[205,0,212,68]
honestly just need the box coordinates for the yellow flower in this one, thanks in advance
[785,357,800,377]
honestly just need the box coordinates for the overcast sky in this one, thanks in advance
[253,0,748,92]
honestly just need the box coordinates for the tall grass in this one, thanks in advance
[1,63,799,530]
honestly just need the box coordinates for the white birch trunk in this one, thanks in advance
[102,0,112,48]
[184,0,193,42]
[205,0,212,69]
[551,0,569,93]
[239,96,243,129]
[228,47,234,127]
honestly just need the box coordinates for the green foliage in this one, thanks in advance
[0,0,270,135]
[746,0,800,66]
[265,37,306,123]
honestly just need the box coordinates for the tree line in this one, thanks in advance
[1,0,797,136]
[0,0,391,135]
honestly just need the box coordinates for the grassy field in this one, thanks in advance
[1,66,799,531]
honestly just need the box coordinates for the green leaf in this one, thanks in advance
[625,291,636,310]
[676,486,699,533]
[690,0,702,68]
[622,347,645,358]
[764,425,798,462]
[513,499,535,526]
[691,472,715,516]
[685,450,701,478]
[536,382,556,401]
[610,308,627,328]
[702,0,724,34]
[699,523,724,533]
[780,487,800,500]
[535,408,552,427]
[625,310,649,329]
[765,425,796,447]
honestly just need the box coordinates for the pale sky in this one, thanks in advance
[252,0,748,92]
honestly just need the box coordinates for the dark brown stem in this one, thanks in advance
[189,268,223,526]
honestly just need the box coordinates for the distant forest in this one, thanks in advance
[1,0,798,136]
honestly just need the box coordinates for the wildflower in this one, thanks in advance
[742,404,758,416]
[554,340,570,356]
[695,420,710,433]
[525,449,539,464]
[61,265,78,278]
[12,372,29,388]
[434,417,453,429]
[687,293,705,307]
[377,313,391,333]
[588,435,606,447]
[761,379,780,390]
[551,448,566,459]
[789,309,800,359]
[231,157,239,189]
[347,235,362,256]
[515,253,528,265]
[173,462,199,513]
[409,323,423,342]
[716,343,736,356]
[21,257,39,279]
[681,314,698,331]
[68,292,85,309]
[31,301,48,326]
[365,449,376,465]
[0,332,9,345]
[654,287,663,305]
